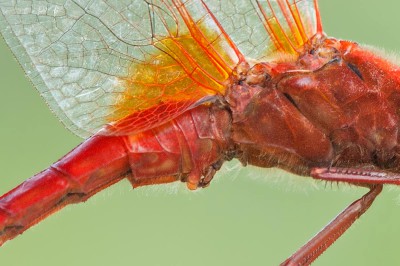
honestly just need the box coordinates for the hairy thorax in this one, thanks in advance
[225,37,400,176]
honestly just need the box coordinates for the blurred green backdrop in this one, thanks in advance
[1,1,400,265]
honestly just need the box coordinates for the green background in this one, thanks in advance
[1,1,400,265]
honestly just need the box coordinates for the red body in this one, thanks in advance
[2,37,400,252]
[3,1,400,265]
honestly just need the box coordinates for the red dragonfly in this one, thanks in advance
[1,0,400,265]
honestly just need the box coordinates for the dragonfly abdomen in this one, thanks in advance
[0,136,131,246]
[0,103,233,245]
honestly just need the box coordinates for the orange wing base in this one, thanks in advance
[105,0,242,135]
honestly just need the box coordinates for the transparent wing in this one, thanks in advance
[209,0,322,59]
[0,0,242,137]
[0,0,321,137]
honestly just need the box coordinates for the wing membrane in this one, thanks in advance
[0,0,242,136]
[207,0,321,59]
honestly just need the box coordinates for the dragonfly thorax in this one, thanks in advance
[224,38,400,176]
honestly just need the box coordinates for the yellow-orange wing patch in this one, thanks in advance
[107,0,243,135]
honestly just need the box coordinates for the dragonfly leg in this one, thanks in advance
[281,166,389,266]
[311,167,400,185]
